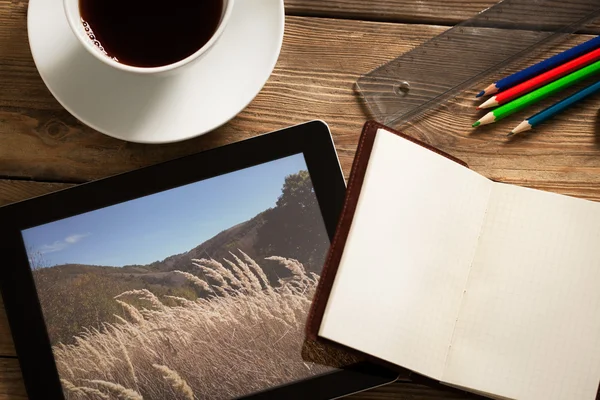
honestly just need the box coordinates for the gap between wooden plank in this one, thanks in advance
[284,0,600,34]
[285,8,460,26]
[285,12,600,35]
[284,0,493,25]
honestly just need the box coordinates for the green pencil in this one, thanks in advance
[472,59,600,127]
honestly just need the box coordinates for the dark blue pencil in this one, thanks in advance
[509,79,600,136]
[477,36,600,98]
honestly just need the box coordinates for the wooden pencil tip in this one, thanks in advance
[507,131,515,137]
[511,120,532,135]
[476,91,485,98]
[476,107,481,110]
[483,84,499,96]
[472,121,481,128]
[478,97,497,110]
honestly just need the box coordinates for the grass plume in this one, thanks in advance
[152,364,194,400]
[55,252,354,399]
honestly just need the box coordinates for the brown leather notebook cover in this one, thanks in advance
[306,120,467,340]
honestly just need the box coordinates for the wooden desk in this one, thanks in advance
[1,1,600,398]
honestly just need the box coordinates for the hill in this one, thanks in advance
[128,210,267,274]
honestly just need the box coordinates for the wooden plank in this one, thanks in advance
[287,0,600,32]
[285,0,492,24]
[4,0,596,30]
[0,358,26,400]
[285,0,600,33]
[0,180,73,207]
[0,305,14,358]
[351,380,478,399]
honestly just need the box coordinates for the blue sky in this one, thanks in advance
[22,154,309,268]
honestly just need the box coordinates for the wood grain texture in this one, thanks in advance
[351,380,478,399]
[0,359,26,400]
[286,0,494,24]
[0,180,73,207]
[285,0,600,34]
[0,301,13,358]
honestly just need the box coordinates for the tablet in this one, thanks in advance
[0,121,397,400]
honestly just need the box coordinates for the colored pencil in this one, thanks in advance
[475,36,600,98]
[478,47,600,109]
[509,79,600,136]
[472,59,600,128]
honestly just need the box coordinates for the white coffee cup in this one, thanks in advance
[63,0,234,74]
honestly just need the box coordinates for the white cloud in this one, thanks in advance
[40,241,68,253]
[64,233,90,244]
[40,233,90,254]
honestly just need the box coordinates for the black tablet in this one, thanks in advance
[0,121,397,400]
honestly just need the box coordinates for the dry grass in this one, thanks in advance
[55,251,353,399]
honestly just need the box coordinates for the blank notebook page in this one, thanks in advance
[443,183,600,400]
[319,128,492,379]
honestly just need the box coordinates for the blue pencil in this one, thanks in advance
[477,36,600,98]
[509,79,600,136]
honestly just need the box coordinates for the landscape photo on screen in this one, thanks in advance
[22,154,355,400]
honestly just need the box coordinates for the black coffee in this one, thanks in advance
[79,0,224,68]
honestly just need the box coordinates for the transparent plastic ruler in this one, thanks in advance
[356,0,600,127]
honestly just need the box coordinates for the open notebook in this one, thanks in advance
[307,121,600,400]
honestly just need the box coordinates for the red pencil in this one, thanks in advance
[477,47,600,109]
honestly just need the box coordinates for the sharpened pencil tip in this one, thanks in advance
[507,131,515,137]
[476,107,481,110]
[476,91,485,98]
[472,121,481,128]
[511,120,532,135]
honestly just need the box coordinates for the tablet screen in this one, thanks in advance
[20,154,352,399]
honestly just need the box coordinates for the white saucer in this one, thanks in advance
[27,0,284,143]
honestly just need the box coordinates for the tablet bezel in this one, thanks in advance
[0,121,398,399]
